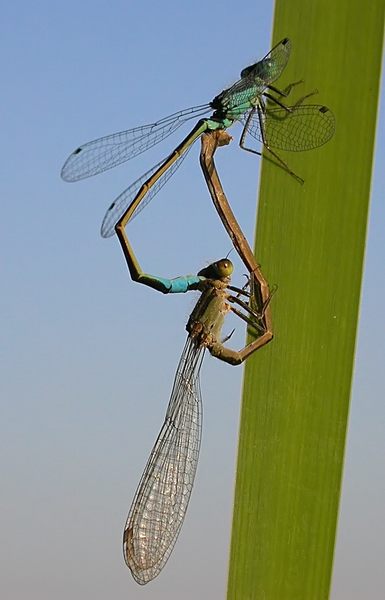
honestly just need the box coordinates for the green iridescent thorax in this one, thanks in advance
[209,82,262,123]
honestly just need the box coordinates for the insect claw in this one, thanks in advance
[222,328,235,343]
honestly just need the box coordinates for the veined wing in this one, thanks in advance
[100,144,194,237]
[226,38,291,100]
[217,39,291,109]
[123,337,205,585]
[61,104,210,182]
[241,104,335,152]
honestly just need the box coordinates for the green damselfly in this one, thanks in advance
[61,38,335,237]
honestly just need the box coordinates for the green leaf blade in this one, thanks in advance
[227,1,385,598]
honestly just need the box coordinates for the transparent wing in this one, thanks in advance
[61,104,210,182]
[228,38,291,98]
[241,104,336,151]
[216,38,291,111]
[123,337,205,585]
[100,143,194,237]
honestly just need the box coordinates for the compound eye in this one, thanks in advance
[216,259,233,278]
[197,258,234,279]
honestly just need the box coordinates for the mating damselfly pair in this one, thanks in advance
[61,38,335,585]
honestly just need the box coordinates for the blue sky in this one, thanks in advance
[1,1,384,598]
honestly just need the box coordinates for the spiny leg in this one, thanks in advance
[227,283,251,298]
[266,80,304,98]
[264,87,318,116]
[239,105,305,185]
[239,84,319,184]
[209,325,273,365]
[228,285,276,326]
[208,285,275,365]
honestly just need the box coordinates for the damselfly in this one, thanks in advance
[61,38,335,238]
[120,249,273,584]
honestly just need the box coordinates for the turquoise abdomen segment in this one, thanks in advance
[155,274,204,293]
[169,274,203,293]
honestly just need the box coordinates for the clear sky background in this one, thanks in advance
[1,1,384,599]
